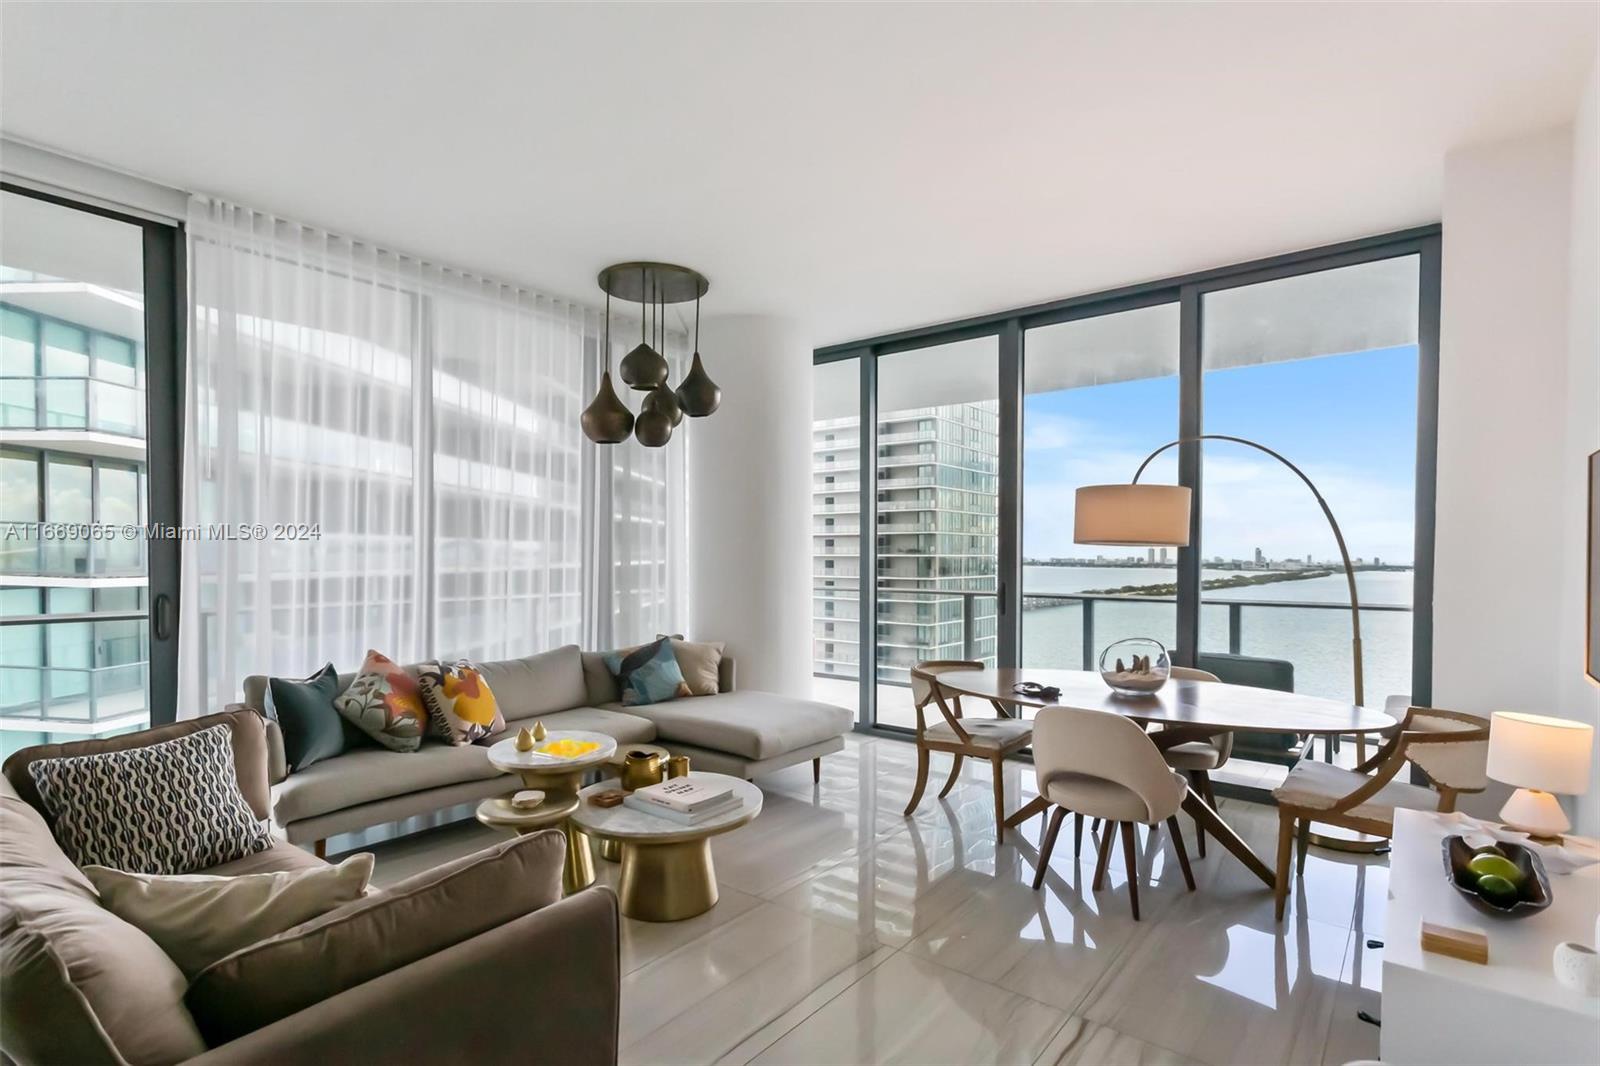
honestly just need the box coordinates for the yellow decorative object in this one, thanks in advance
[515,727,535,752]
[537,738,602,759]
[532,720,548,742]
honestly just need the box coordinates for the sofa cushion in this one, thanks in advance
[476,644,587,719]
[605,637,690,706]
[581,650,623,705]
[28,723,275,875]
[607,690,853,761]
[419,659,506,744]
[272,740,506,826]
[204,840,331,877]
[3,708,272,823]
[266,662,347,771]
[187,829,567,1045]
[334,650,429,753]
[84,854,374,977]
[0,779,206,1065]
[498,706,658,747]
[660,636,725,696]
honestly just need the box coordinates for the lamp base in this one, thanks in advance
[1498,787,1571,840]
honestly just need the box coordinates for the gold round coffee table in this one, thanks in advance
[486,731,619,895]
[571,772,763,922]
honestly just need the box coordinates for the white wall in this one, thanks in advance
[1435,98,1600,832]
[687,315,813,696]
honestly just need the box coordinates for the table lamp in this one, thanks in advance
[1486,711,1595,841]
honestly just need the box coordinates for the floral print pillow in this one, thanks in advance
[334,650,427,752]
[418,660,506,745]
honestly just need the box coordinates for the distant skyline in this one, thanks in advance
[1022,344,1419,565]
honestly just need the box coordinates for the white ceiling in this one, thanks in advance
[1,3,1594,347]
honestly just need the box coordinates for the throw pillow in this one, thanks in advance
[265,662,345,771]
[27,723,274,875]
[187,829,567,1045]
[417,660,506,744]
[333,650,427,752]
[83,854,374,978]
[603,637,690,706]
[656,634,724,696]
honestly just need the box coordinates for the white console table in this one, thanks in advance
[1381,809,1600,1065]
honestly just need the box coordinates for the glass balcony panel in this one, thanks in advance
[0,378,34,427]
[43,377,87,428]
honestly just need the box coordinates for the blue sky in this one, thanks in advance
[1022,344,1420,564]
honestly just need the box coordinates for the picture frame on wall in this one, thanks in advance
[1590,450,1599,685]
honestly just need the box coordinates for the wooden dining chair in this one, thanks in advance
[1272,705,1490,920]
[903,660,1033,839]
[1030,705,1195,919]
[1158,666,1228,858]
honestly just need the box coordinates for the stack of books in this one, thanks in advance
[623,778,742,825]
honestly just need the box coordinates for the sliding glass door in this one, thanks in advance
[813,229,1440,764]
[0,186,183,755]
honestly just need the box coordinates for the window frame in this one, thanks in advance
[815,226,1441,736]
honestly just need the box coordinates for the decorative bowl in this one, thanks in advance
[1098,637,1171,695]
[1441,834,1551,918]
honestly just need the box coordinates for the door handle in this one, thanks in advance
[153,593,173,641]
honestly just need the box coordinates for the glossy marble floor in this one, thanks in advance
[361,735,1386,1066]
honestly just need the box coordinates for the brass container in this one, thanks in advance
[666,755,691,779]
[620,749,664,791]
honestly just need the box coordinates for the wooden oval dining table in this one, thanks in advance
[930,667,1398,888]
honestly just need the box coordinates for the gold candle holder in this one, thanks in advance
[666,755,691,779]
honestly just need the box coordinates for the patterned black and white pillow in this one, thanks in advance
[28,723,274,875]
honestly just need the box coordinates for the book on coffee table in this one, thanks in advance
[622,793,743,825]
[631,778,734,814]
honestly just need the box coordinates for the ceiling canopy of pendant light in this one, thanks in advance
[585,261,718,446]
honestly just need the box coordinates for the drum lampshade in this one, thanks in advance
[1074,484,1192,547]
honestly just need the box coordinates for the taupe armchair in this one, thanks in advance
[1030,706,1195,920]
[1157,666,1229,858]
[903,660,1033,839]
[1272,705,1490,920]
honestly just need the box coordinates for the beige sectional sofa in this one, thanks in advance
[0,711,620,1066]
[240,643,853,850]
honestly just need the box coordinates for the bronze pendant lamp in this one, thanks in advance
[583,261,719,447]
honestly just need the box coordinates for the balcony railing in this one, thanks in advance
[0,375,146,438]
[0,611,150,732]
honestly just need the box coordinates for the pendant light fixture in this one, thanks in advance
[581,289,635,444]
[675,291,721,418]
[590,261,715,446]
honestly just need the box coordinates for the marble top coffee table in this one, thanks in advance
[571,771,763,921]
[485,730,619,895]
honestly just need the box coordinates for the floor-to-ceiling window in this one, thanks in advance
[0,186,182,756]
[815,229,1439,792]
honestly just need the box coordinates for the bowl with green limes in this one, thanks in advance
[1442,835,1551,918]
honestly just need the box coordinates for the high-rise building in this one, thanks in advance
[1,291,150,758]
[812,402,998,687]
[1254,546,1265,567]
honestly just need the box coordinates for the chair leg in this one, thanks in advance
[813,757,821,783]
[1033,806,1066,891]
[1092,819,1115,890]
[313,839,327,860]
[1296,817,1311,874]
[1166,815,1196,891]
[990,755,1006,841]
[1189,771,1208,858]
[903,745,930,816]
[937,754,964,798]
[1073,811,1084,860]
[1274,810,1295,921]
[1120,822,1141,921]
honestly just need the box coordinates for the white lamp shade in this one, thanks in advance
[1487,712,1595,796]
[1074,484,1192,547]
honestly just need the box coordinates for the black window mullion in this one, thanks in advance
[1176,285,1203,668]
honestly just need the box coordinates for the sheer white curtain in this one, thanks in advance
[179,197,688,715]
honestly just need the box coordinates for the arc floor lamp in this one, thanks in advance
[1076,434,1383,851]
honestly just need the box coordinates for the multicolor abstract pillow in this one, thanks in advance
[418,660,506,745]
[602,637,690,707]
[333,650,427,752]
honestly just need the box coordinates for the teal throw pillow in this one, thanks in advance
[602,638,690,707]
[266,664,346,772]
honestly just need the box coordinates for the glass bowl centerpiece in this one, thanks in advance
[1098,638,1171,695]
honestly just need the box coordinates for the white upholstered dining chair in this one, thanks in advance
[1158,666,1229,858]
[1030,706,1196,919]
[903,661,1033,839]
[1272,705,1490,920]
